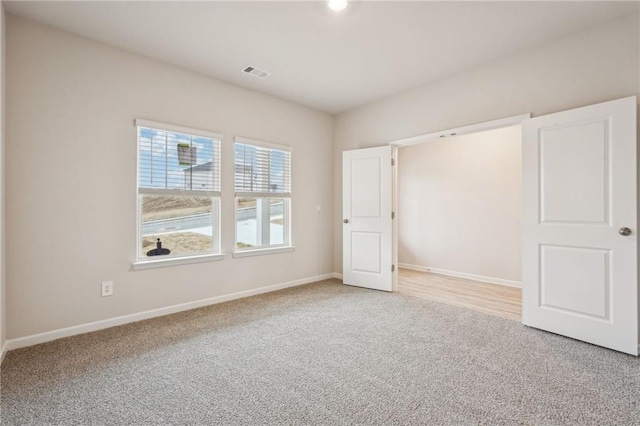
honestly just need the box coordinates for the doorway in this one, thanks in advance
[395,125,523,321]
[343,97,638,354]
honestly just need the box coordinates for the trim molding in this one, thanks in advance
[0,342,6,367]
[332,272,343,280]
[389,113,531,147]
[132,253,225,270]
[5,273,335,352]
[232,246,295,258]
[398,263,521,288]
[135,118,223,140]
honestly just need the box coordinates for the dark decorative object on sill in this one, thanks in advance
[147,238,171,256]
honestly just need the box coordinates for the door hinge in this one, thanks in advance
[391,158,395,166]
[391,211,395,219]
[392,264,395,272]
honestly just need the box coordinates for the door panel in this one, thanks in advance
[540,245,609,319]
[343,146,393,291]
[351,232,382,273]
[351,157,382,218]
[523,96,637,355]
[540,120,608,223]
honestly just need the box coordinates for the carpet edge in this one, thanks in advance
[5,273,338,352]
[0,341,6,367]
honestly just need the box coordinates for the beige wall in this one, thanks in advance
[6,16,334,339]
[0,3,5,354]
[333,15,640,274]
[398,126,521,283]
[4,12,640,342]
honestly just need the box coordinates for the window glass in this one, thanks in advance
[234,138,291,252]
[141,195,215,257]
[137,121,221,260]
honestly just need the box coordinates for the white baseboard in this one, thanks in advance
[0,342,6,366]
[5,273,335,352]
[332,272,343,280]
[398,263,521,288]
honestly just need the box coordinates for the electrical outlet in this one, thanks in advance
[101,281,114,297]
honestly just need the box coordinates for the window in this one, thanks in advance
[234,138,292,252]
[136,119,221,261]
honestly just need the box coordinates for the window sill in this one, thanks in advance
[232,246,295,258]
[132,253,225,270]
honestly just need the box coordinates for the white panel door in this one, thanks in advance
[523,96,638,355]
[343,146,393,291]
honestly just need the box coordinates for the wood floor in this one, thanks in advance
[397,268,522,321]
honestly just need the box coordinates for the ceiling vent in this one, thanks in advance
[242,66,270,79]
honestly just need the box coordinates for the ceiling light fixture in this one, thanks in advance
[328,0,348,12]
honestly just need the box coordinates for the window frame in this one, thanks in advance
[134,119,224,266]
[233,137,293,255]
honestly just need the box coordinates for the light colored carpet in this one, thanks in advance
[1,279,639,425]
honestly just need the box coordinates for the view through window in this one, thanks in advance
[234,139,291,250]
[137,121,221,259]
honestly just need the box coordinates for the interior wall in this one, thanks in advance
[398,126,521,283]
[5,16,334,340]
[333,14,640,274]
[0,2,6,356]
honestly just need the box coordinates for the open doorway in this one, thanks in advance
[342,97,637,353]
[395,125,523,321]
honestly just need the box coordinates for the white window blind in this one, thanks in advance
[137,119,221,196]
[234,138,292,197]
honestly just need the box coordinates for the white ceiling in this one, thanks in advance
[4,1,638,114]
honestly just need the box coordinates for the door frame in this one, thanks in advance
[388,113,531,292]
